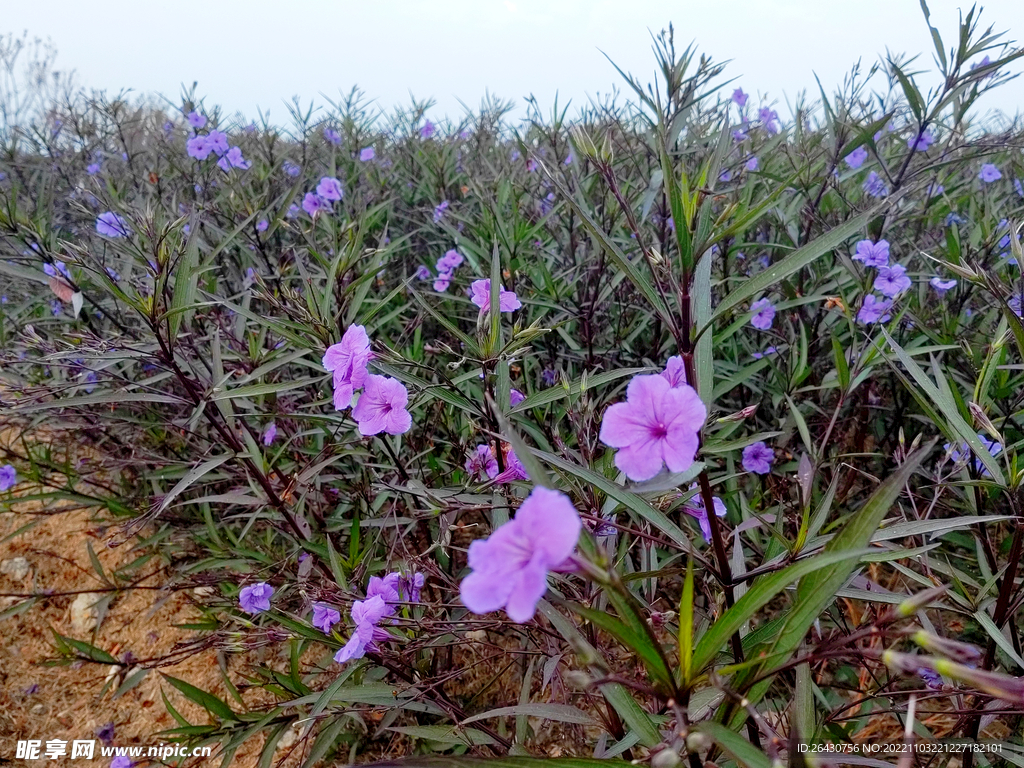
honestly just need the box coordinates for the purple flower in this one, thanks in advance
[111,757,133,768]
[262,422,277,446]
[323,127,341,145]
[874,264,912,297]
[323,325,371,411]
[853,239,890,268]
[398,572,425,602]
[43,261,70,279]
[414,264,431,281]
[495,447,530,484]
[732,88,748,107]
[460,486,581,623]
[732,128,748,142]
[0,464,16,491]
[312,603,341,633]
[217,146,250,171]
[335,595,389,662]
[360,146,375,161]
[909,130,935,151]
[750,298,776,330]
[469,279,521,314]
[542,368,557,387]
[436,249,464,272]
[187,111,207,129]
[945,434,1002,476]
[683,486,727,542]
[1014,178,1024,198]
[433,274,451,292]
[927,182,945,197]
[367,572,402,607]
[979,164,1001,183]
[238,582,273,614]
[751,346,778,360]
[918,667,943,690]
[758,107,779,134]
[317,177,344,201]
[207,130,229,156]
[599,374,706,482]
[742,441,774,474]
[466,444,499,481]
[352,375,412,436]
[186,135,212,160]
[930,277,957,294]
[287,203,299,218]
[863,171,889,198]
[526,158,538,172]
[661,356,687,388]
[283,160,300,177]
[96,212,130,238]
[420,120,435,138]
[256,219,268,232]
[745,156,759,171]
[719,169,732,182]
[510,388,526,406]
[302,192,330,217]
[857,294,892,325]
[87,162,101,175]
[433,200,449,223]
[845,146,868,169]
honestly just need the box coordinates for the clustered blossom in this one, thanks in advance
[238,582,274,614]
[0,464,16,491]
[600,373,706,482]
[433,200,449,222]
[43,261,71,279]
[742,441,774,474]
[683,485,727,542]
[749,298,776,330]
[758,107,779,135]
[461,487,581,623]
[323,325,371,410]
[323,127,341,145]
[433,249,464,292]
[336,571,425,662]
[853,239,890,268]
[420,120,435,138]
[469,279,521,314]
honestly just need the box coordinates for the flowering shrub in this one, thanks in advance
[3,11,1024,768]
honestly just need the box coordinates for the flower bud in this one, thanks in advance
[652,747,682,768]
[896,585,947,617]
[911,630,983,663]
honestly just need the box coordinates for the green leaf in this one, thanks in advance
[386,726,497,747]
[162,674,237,721]
[363,759,630,768]
[879,331,1003,484]
[461,704,596,726]
[694,722,771,768]
[566,602,674,691]
[709,208,879,324]
[690,548,872,674]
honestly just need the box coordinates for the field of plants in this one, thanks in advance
[3,6,1024,767]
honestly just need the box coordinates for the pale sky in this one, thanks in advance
[4,0,1024,126]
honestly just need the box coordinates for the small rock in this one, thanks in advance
[0,557,30,581]
[31,703,46,716]
[277,723,302,750]
[70,592,102,634]
[193,586,215,597]
[465,630,487,642]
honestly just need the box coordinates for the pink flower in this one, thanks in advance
[317,176,344,201]
[323,325,371,410]
[460,487,581,623]
[599,375,706,482]
[494,447,530,484]
[683,485,727,542]
[466,444,499,480]
[661,356,687,388]
[469,279,521,314]
[334,595,390,662]
[510,388,526,406]
[351,375,412,436]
